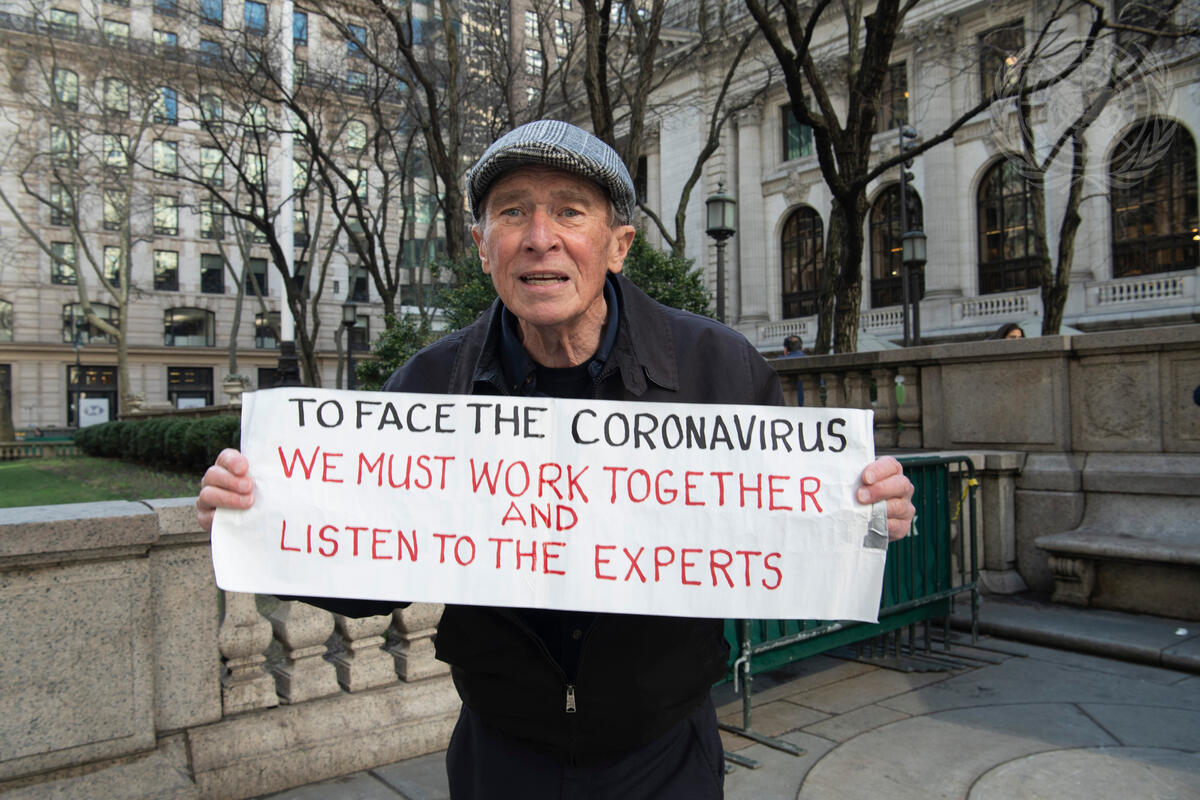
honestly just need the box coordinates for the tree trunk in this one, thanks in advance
[1044,135,1087,336]
[0,369,14,441]
[833,198,867,354]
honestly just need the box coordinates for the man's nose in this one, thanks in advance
[524,208,560,252]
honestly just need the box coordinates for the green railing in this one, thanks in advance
[720,455,979,764]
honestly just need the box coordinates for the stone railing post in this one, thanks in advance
[391,603,449,681]
[978,452,1029,594]
[218,591,279,715]
[871,367,899,449]
[799,373,822,409]
[331,613,398,692]
[268,600,341,703]
[895,365,923,449]
[843,369,871,409]
[819,371,845,407]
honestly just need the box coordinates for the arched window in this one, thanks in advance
[0,298,12,342]
[780,207,823,318]
[164,308,215,346]
[62,303,119,344]
[977,159,1040,294]
[869,184,924,308]
[1111,121,1199,277]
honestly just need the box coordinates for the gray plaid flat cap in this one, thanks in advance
[467,120,636,224]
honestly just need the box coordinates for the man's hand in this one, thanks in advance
[856,456,915,541]
[197,448,255,533]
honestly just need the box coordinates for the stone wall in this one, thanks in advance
[773,324,1200,613]
[0,500,459,799]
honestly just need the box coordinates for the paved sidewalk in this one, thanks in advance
[258,596,1200,800]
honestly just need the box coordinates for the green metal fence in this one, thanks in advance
[719,455,979,763]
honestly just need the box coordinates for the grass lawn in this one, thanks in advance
[0,456,200,509]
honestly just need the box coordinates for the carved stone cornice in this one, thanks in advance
[783,168,821,207]
[735,97,764,127]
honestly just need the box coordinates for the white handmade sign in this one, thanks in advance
[211,388,889,621]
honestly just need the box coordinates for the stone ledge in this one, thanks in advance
[188,675,460,800]
[1080,453,1200,496]
[0,502,158,562]
[1036,529,1200,567]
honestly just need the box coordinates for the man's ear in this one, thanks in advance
[472,225,490,274]
[608,225,635,275]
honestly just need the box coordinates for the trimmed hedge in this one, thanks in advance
[74,415,240,474]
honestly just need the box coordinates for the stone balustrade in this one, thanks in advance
[0,499,459,799]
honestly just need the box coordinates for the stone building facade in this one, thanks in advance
[638,1,1199,352]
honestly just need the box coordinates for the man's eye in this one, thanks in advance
[561,208,582,218]
[499,208,522,217]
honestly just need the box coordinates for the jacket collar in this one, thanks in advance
[463,272,679,398]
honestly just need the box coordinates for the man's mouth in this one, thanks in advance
[520,275,568,285]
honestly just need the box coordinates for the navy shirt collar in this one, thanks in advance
[498,274,621,395]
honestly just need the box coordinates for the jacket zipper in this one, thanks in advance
[565,684,577,713]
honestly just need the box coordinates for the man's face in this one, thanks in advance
[472,166,635,339]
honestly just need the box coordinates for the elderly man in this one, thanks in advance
[198,120,914,800]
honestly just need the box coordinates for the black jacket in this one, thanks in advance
[316,273,784,761]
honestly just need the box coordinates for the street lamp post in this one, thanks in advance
[342,301,358,390]
[72,315,83,427]
[705,182,736,322]
[901,230,927,346]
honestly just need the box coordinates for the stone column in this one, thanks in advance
[217,591,278,715]
[911,15,966,302]
[871,367,899,449]
[736,101,769,322]
[820,372,846,407]
[331,613,397,692]
[978,452,1030,594]
[843,369,872,409]
[895,366,923,449]
[268,600,340,704]
[391,603,449,681]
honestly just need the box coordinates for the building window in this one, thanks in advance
[103,245,122,286]
[199,201,224,239]
[347,23,366,56]
[243,102,267,132]
[154,0,177,16]
[293,10,307,44]
[67,364,119,427]
[164,309,215,347]
[634,156,648,204]
[524,10,539,39]
[294,58,307,84]
[201,253,224,293]
[53,68,78,109]
[199,38,222,63]
[346,168,368,202]
[782,103,813,161]
[781,207,823,318]
[49,183,73,225]
[153,29,177,50]
[344,119,367,152]
[200,94,223,128]
[257,366,277,388]
[554,19,571,52]
[349,268,369,301]
[153,140,177,175]
[51,242,76,284]
[200,146,224,186]
[876,62,907,133]
[346,69,367,90]
[255,311,280,348]
[200,0,222,26]
[103,190,125,231]
[870,184,925,307]
[977,159,1040,294]
[979,20,1024,101]
[102,77,128,114]
[63,302,119,344]
[50,125,76,166]
[103,133,128,174]
[102,19,129,46]
[349,315,369,352]
[153,195,178,235]
[246,257,268,294]
[244,0,266,34]
[0,299,11,342]
[294,208,309,247]
[167,365,213,407]
[1111,121,1199,278]
[153,86,178,124]
[525,48,543,76]
[49,8,78,34]
[154,249,179,290]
